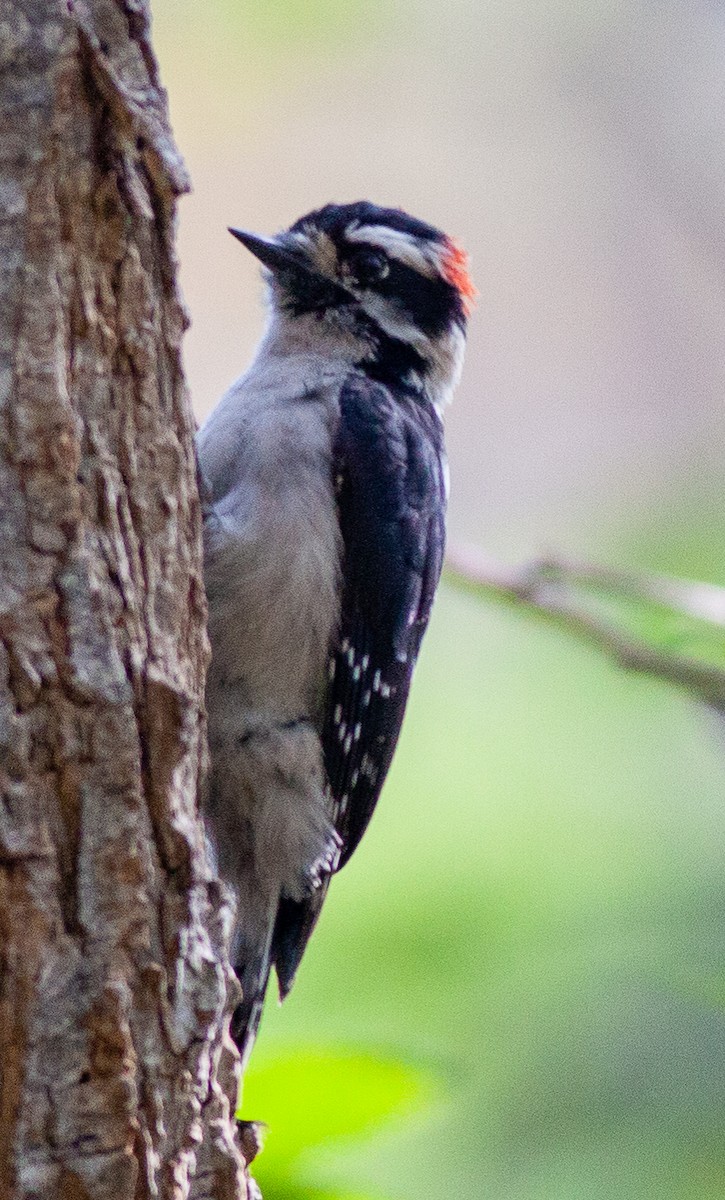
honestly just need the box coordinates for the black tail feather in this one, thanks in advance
[271,885,330,1000]
[231,927,275,1069]
[231,883,332,1066]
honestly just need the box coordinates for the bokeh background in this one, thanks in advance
[153,3,725,1197]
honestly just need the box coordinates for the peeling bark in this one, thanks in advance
[0,2,246,1196]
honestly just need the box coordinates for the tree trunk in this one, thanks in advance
[0,2,246,1195]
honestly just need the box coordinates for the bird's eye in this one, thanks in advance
[346,247,390,287]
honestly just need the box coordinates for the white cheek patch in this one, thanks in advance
[346,224,445,279]
[359,290,429,350]
[428,323,465,414]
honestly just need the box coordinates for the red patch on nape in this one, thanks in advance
[441,238,477,316]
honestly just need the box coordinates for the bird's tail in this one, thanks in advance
[231,884,331,1066]
[230,924,275,1071]
[271,884,330,1000]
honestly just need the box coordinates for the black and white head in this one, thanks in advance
[230,201,476,412]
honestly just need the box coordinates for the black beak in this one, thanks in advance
[228,228,311,276]
[228,226,352,310]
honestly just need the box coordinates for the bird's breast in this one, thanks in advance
[202,388,342,727]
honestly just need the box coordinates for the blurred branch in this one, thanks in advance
[444,544,725,713]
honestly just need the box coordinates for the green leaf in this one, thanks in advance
[240,1045,437,1181]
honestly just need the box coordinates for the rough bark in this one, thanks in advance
[0,2,246,1196]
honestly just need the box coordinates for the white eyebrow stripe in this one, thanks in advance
[346,224,444,278]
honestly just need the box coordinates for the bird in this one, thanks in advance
[197,201,474,1067]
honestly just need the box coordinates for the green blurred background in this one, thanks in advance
[152,2,725,1196]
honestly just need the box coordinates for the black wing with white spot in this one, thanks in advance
[325,375,447,864]
[271,375,446,999]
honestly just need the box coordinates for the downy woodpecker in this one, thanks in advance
[197,202,474,1064]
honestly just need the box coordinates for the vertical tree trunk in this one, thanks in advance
[0,2,246,1195]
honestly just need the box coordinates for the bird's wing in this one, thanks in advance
[272,375,447,997]
[324,374,447,863]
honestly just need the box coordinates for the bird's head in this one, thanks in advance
[230,201,475,410]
